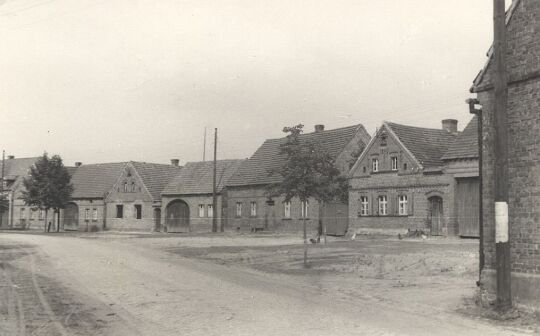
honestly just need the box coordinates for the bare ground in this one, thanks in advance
[0,231,537,335]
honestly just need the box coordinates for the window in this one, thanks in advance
[360,196,369,216]
[363,167,367,174]
[207,204,213,218]
[398,195,408,216]
[29,209,35,220]
[391,157,398,171]
[92,208,98,221]
[38,209,44,220]
[403,163,408,171]
[250,202,257,217]
[20,208,26,219]
[123,182,128,192]
[284,201,291,218]
[134,204,142,219]
[116,204,123,218]
[236,203,242,217]
[131,182,136,192]
[2,180,7,189]
[199,204,205,218]
[85,208,90,221]
[372,158,379,172]
[301,201,309,218]
[378,196,387,216]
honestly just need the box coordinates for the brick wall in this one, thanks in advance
[475,0,540,309]
[161,194,225,233]
[105,201,155,231]
[227,186,320,234]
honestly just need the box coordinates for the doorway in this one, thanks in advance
[428,196,443,236]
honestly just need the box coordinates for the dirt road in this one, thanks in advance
[0,233,532,336]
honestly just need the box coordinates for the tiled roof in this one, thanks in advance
[227,124,369,187]
[131,162,182,200]
[386,122,459,168]
[0,157,39,181]
[441,116,478,160]
[162,160,243,195]
[71,162,127,199]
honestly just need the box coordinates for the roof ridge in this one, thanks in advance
[264,123,362,141]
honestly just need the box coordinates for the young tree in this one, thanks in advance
[22,153,73,232]
[267,124,348,267]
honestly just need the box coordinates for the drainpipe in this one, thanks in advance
[467,98,484,284]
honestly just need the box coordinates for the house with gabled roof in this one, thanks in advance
[0,156,47,229]
[226,124,370,234]
[348,119,460,236]
[470,0,540,310]
[161,159,243,233]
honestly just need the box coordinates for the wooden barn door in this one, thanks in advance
[63,203,79,231]
[323,202,349,236]
[456,177,480,237]
[165,200,190,233]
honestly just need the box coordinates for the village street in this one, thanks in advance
[0,232,535,336]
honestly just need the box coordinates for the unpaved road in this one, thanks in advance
[0,233,532,336]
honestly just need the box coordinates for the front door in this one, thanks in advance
[429,197,443,236]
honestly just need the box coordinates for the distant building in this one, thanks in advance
[348,119,463,235]
[161,160,244,233]
[65,160,181,231]
[471,0,540,309]
[0,156,47,229]
[226,124,370,234]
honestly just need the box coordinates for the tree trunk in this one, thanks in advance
[56,209,60,232]
[303,201,308,268]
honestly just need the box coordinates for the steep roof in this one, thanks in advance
[71,162,127,199]
[0,157,40,180]
[227,124,369,187]
[131,162,182,200]
[385,122,459,168]
[471,0,523,92]
[441,116,478,161]
[162,159,243,195]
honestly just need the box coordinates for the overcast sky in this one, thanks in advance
[0,0,500,166]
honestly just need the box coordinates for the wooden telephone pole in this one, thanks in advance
[493,0,512,311]
[212,128,218,233]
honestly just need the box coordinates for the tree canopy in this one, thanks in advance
[22,153,73,231]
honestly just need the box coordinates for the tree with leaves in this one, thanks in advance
[267,124,348,267]
[0,193,8,228]
[22,153,73,232]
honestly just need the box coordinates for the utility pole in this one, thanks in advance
[212,128,218,233]
[203,127,207,162]
[493,0,512,311]
[1,150,4,193]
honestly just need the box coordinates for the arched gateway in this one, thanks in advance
[63,202,79,231]
[165,200,190,233]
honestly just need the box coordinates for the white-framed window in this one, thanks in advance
[20,208,26,219]
[284,201,291,218]
[123,182,128,192]
[236,202,242,217]
[131,182,136,192]
[391,157,398,171]
[250,201,257,217]
[92,208,98,221]
[372,158,379,172]
[85,208,90,221]
[398,195,408,216]
[198,204,205,218]
[207,204,213,218]
[301,201,309,218]
[38,209,44,220]
[360,196,369,216]
[29,209,35,220]
[378,196,387,216]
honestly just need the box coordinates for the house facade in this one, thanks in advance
[226,124,371,234]
[471,0,540,309]
[161,159,243,233]
[348,120,460,235]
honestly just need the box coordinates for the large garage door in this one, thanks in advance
[165,200,190,233]
[323,202,349,236]
[456,177,480,237]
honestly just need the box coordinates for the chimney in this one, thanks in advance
[75,162,82,167]
[442,119,458,133]
[171,159,179,167]
[7,155,14,160]
[314,124,325,133]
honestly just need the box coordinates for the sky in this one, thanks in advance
[0,0,501,166]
